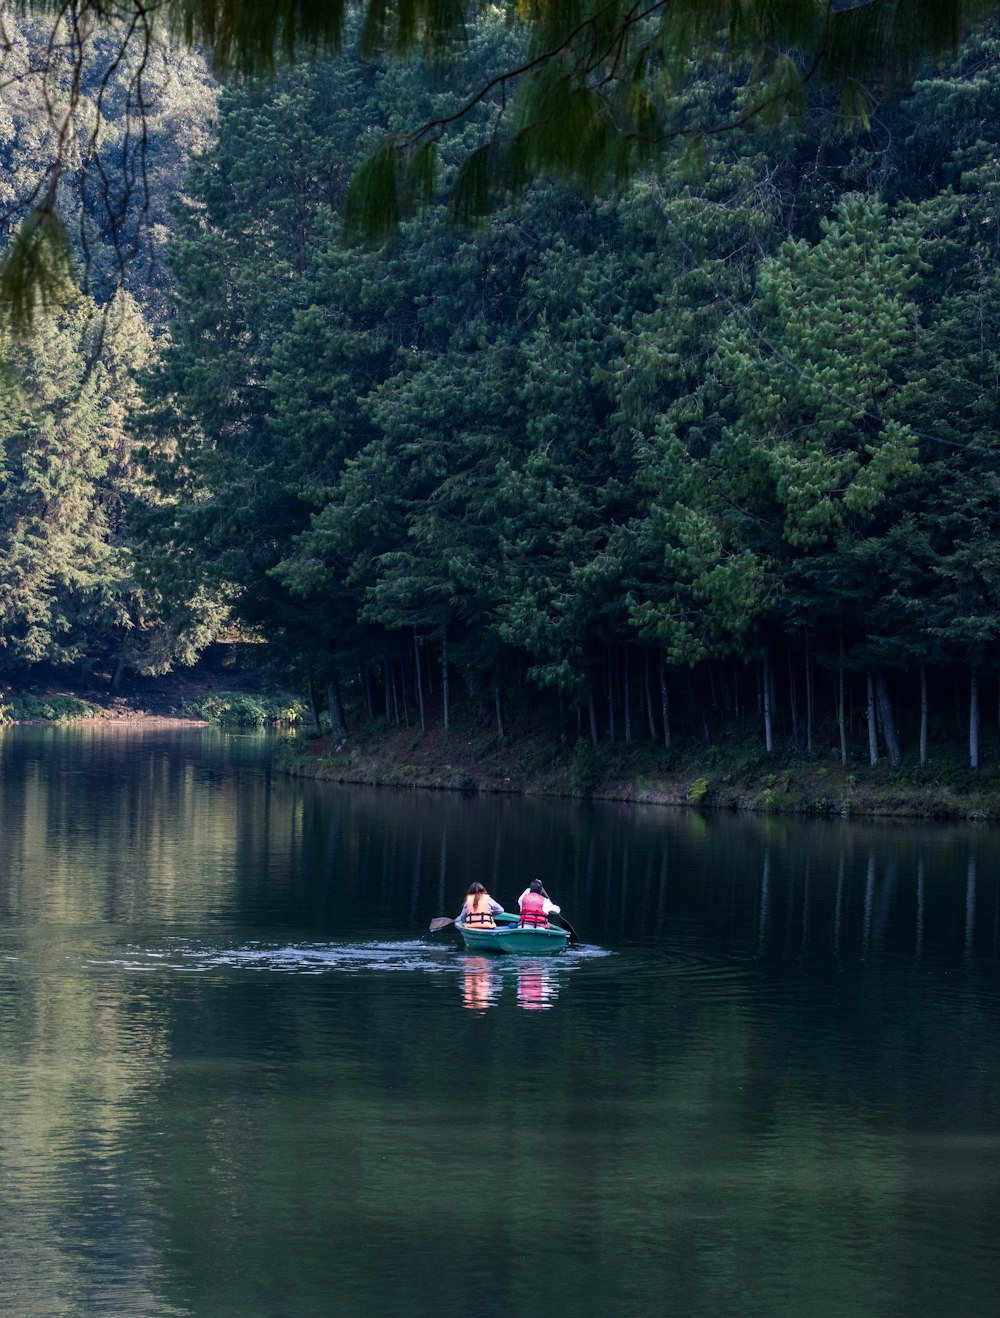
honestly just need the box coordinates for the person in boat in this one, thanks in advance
[517,880,561,928]
[460,882,504,929]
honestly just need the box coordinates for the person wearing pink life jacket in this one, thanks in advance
[517,880,561,928]
[459,881,504,929]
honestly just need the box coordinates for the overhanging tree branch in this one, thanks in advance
[3,0,1000,320]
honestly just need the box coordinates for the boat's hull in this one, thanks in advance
[456,912,569,955]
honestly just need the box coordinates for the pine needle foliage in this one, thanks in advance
[5,0,1000,316]
[0,204,76,331]
[337,0,1000,239]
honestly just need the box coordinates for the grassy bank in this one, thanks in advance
[0,674,306,729]
[279,717,1000,822]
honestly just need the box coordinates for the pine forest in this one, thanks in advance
[6,12,1000,801]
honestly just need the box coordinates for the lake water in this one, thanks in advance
[0,725,998,1317]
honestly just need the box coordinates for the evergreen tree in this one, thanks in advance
[0,294,153,673]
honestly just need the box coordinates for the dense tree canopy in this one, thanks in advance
[5,4,1000,775]
[123,17,1000,768]
[5,0,1000,321]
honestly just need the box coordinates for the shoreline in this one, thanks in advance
[7,686,1000,822]
[0,674,265,730]
[5,702,211,729]
[286,760,995,821]
[280,726,1000,823]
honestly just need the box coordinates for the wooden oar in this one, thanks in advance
[528,883,577,941]
[555,914,580,945]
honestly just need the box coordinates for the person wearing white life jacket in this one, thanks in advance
[460,882,503,928]
[517,880,561,928]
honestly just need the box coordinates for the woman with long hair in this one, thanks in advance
[460,881,503,929]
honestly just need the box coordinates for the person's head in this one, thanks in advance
[467,881,489,911]
[529,880,543,894]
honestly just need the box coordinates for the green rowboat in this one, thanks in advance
[456,911,570,955]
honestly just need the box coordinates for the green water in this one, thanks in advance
[0,725,998,1317]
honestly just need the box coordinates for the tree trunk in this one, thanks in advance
[111,650,126,693]
[788,643,799,747]
[762,648,774,753]
[363,663,374,720]
[623,649,632,744]
[606,648,616,744]
[876,669,901,768]
[920,664,928,769]
[718,661,733,721]
[441,628,450,732]
[756,656,763,720]
[588,688,599,749]
[838,628,847,768]
[390,660,400,725]
[970,665,980,770]
[308,677,321,733]
[659,649,671,752]
[399,660,409,727]
[494,675,504,741]
[414,630,426,733]
[805,646,813,755]
[327,678,347,743]
[644,648,657,742]
[866,668,878,766]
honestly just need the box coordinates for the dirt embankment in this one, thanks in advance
[282,721,1000,822]
[10,676,1000,821]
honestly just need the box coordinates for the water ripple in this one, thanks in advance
[86,938,612,977]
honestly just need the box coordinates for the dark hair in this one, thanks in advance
[467,881,486,896]
[529,880,543,894]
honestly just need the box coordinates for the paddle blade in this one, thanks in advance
[428,916,455,932]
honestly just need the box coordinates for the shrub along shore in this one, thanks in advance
[0,679,305,730]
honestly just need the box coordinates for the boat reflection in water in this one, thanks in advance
[516,958,558,1011]
[459,955,560,1012]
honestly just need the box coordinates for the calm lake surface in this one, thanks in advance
[1,725,998,1317]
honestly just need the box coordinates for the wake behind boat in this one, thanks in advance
[455,910,570,955]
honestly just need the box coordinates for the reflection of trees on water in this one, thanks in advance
[1,734,1000,1316]
[757,853,770,957]
[582,809,996,963]
[750,839,994,964]
[294,781,1000,964]
[966,856,976,957]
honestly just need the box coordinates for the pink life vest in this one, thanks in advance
[519,891,548,927]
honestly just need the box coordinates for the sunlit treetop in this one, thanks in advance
[4,0,1000,324]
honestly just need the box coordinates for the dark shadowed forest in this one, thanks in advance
[5,12,1000,806]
